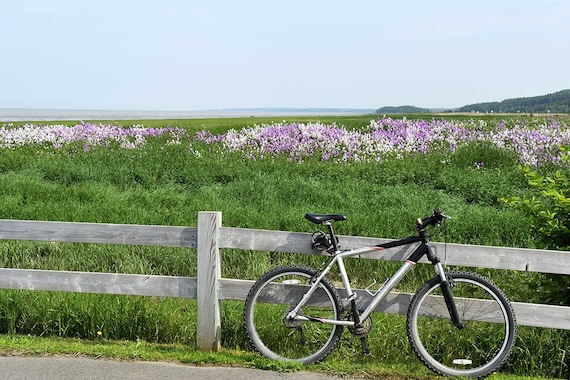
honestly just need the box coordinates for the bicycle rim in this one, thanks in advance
[407,272,516,378]
[244,266,343,364]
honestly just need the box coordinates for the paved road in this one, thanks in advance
[0,356,351,380]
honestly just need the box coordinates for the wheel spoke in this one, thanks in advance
[244,265,343,364]
[407,272,516,378]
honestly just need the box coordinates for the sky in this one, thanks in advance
[1,0,569,111]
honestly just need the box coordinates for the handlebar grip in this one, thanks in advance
[416,209,448,230]
[417,216,434,229]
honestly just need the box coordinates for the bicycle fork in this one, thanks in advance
[420,235,466,329]
[434,261,465,329]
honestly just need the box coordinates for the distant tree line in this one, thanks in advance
[375,105,430,114]
[457,89,570,114]
[375,89,570,115]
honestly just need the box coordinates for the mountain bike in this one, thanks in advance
[243,209,517,378]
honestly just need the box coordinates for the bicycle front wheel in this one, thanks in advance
[244,265,343,364]
[407,272,516,378]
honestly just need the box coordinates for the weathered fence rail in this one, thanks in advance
[1,212,569,351]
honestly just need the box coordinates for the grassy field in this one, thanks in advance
[1,114,569,378]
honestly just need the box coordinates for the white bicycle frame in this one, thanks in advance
[285,231,448,326]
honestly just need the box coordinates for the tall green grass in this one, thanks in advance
[1,114,568,378]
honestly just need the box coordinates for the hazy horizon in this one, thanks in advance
[0,107,378,122]
[2,1,569,112]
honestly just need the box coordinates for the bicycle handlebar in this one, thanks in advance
[416,209,450,230]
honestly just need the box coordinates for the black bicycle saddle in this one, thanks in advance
[304,213,347,224]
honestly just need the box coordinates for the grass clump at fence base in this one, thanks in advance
[1,114,570,378]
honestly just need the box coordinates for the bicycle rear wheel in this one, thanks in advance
[407,271,516,378]
[244,265,343,364]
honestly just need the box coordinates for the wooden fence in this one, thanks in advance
[1,211,570,351]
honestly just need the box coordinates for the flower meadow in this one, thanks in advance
[195,116,570,166]
[0,123,187,152]
[2,116,570,166]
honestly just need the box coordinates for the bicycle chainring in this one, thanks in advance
[346,313,373,338]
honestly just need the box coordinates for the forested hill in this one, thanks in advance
[457,89,570,113]
[375,105,430,114]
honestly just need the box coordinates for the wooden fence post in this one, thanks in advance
[197,211,222,351]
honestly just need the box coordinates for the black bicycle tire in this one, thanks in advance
[243,265,344,364]
[406,271,517,378]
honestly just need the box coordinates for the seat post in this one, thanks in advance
[324,221,340,252]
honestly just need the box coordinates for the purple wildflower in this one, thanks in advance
[192,117,570,166]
